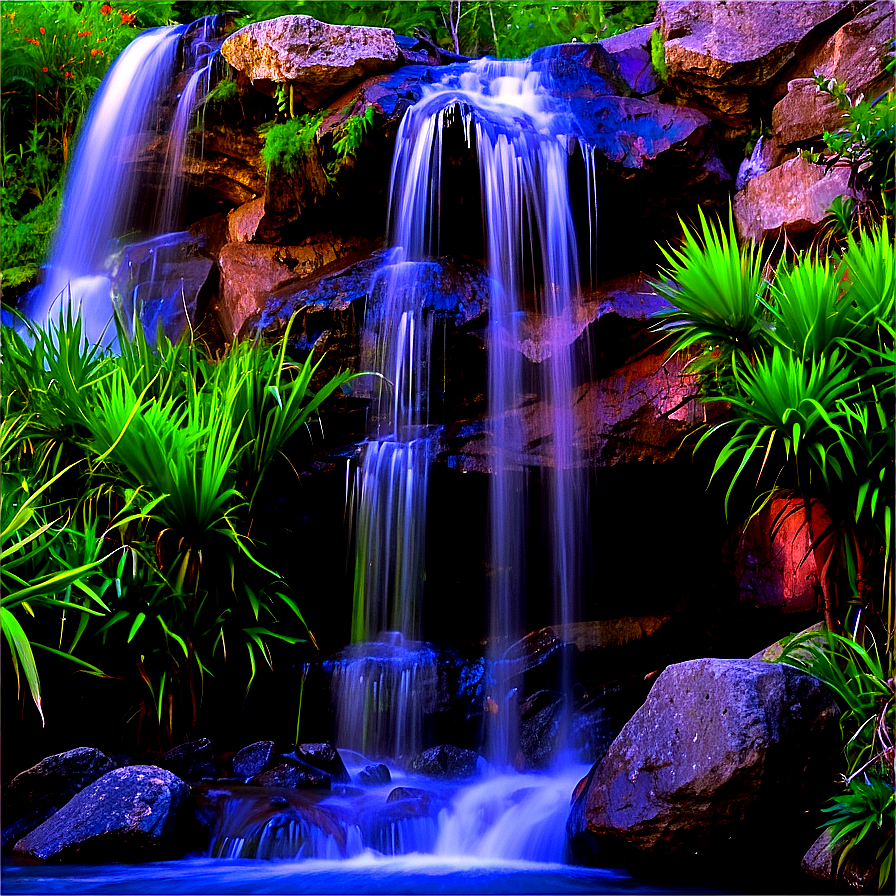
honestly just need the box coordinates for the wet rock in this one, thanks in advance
[1,748,116,850]
[13,766,190,862]
[295,742,350,784]
[359,764,392,786]
[159,738,216,781]
[183,119,266,207]
[227,197,267,243]
[249,762,331,789]
[730,495,834,613]
[221,15,401,108]
[232,741,277,779]
[359,794,442,855]
[733,155,858,243]
[658,0,855,115]
[215,235,376,339]
[599,23,661,96]
[519,690,565,769]
[139,257,216,344]
[408,745,479,779]
[568,658,841,873]
[801,827,880,892]
[387,786,435,803]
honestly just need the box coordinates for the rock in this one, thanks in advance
[801,827,880,892]
[1,748,116,850]
[733,155,858,243]
[13,766,190,862]
[249,762,331,789]
[774,1,896,144]
[772,78,844,146]
[359,763,392,786]
[387,786,434,803]
[294,742,350,784]
[730,495,834,613]
[232,741,277,779]
[215,235,376,339]
[599,23,661,96]
[519,690,565,769]
[221,15,401,108]
[159,738,216,781]
[408,745,479,779]
[659,1,856,115]
[751,621,828,664]
[227,197,267,243]
[567,658,841,872]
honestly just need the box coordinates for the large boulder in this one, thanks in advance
[1,748,116,850]
[13,766,190,862]
[221,15,401,108]
[658,0,856,115]
[567,658,841,873]
[733,155,857,242]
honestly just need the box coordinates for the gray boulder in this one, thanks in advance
[1,748,116,850]
[221,15,401,108]
[232,741,277,779]
[13,766,189,862]
[567,658,841,872]
[159,738,216,781]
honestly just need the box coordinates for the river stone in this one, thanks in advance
[359,764,392,786]
[658,0,855,114]
[567,658,841,872]
[409,745,479,779]
[13,766,189,862]
[221,15,401,108]
[1,748,116,850]
[519,690,565,769]
[295,742,350,784]
[733,155,858,243]
[249,763,331,789]
[159,738,215,781]
[801,827,880,892]
[232,741,277,779]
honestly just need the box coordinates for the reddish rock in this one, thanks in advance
[732,496,834,613]
[227,197,267,243]
[221,15,401,108]
[215,234,376,339]
[659,0,855,114]
[774,1,896,144]
[733,155,857,242]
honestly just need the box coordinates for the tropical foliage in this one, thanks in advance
[1,310,356,747]
[777,629,894,891]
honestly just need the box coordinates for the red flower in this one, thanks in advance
[121,12,135,25]
[39,26,44,34]
[100,3,111,14]
[42,66,48,72]
[90,48,98,56]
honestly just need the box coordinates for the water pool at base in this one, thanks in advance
[2,856,739,896]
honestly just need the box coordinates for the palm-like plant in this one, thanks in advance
[651,207,768,360]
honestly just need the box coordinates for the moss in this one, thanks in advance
[650,27,668,82]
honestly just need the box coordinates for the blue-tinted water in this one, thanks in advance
[1,856,733,895]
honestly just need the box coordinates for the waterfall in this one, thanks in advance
[26,18,226,344]
[338,56,590,768]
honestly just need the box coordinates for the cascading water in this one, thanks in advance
[337,56,590,770]
[26,17,226,343]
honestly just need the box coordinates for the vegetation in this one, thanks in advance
[777,629,894,891]
[1,310,357,747]
[655,211,894,890]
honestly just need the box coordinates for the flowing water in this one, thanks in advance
[339,55,591,768]
[26,17,225,344]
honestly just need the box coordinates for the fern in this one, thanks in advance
[259,112,325,174]
[332,105,375,167]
